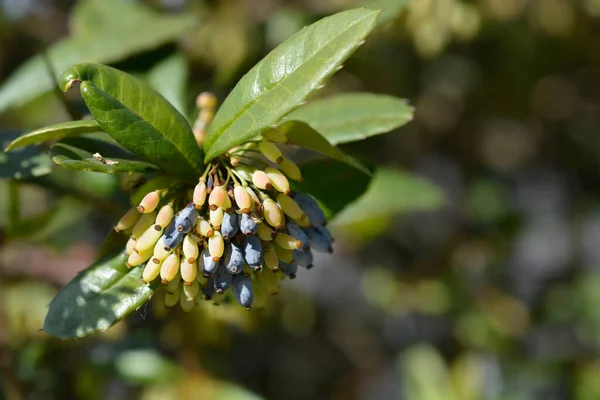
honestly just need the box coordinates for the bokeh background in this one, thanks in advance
[2,0,600,399]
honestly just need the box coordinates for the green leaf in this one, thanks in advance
[0,0,196,114]
[331,168,444,239]
[284,93,413,145]
[278,121,370,174]
[4,120,100,151]
[203,8,381,162]
[43,251,155,339]
[60,63,204,180]
[148,54,189,117]
[291,159,370,218]
[49,137,160,174]
[0,131,53,179]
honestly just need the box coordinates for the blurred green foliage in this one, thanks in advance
[1,0,600,399]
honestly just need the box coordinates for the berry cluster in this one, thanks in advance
[114,130,333,310]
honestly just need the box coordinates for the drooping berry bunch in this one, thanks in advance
[114,128,333,311]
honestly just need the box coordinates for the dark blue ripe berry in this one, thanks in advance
[244,235,263,268]
[225,241,244,274]
[221,212,239,240]
[232,274,254,308]
[280,261,298,279]
[214,265,233,294]
[202,248,219,276]
[175,203,198,233]
[292,249,313,268]
[240,213,258,236]
[307,226,333,253]
[286,222,310,251]
[163,219,184,250]
[293,192,326,226]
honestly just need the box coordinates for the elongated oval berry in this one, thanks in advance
[260,268,283,295]
[280,261,298,279]
[258,140,283,163]
[164,286,181,307]
[245,186,261,209]
[135,224,164,253]
[208,185,227,211]
[263,242,279,271]
[214,265,233,293]
[137,190,161,213]
[234,185,252,213]
[183,280,200,300]
[166,271,181,293]
[252,170,271,190]
[240,213,258,236]
[293,192,326,226]
[182,234,199,263]
[232,274,254,309]
[132,211,156,239]
[209,207,224,228]
[307,226,333,253]
[196,218,214,238]
[276,194,305,220]
[127,246,154,267]
[223,192,232,212]
[175,204,199,233]
[193,180,207,208]
[160,253,180,283]
[263,198,285,230]
[201,248,219,276]
[126,237,137,256]
[257,224,275,241]
[262,128,287,143]
[180,257,197,284]
[180,291,196,312]
[225,241,245,274]
[244,235,263,268]
[286,222,310,251]
[291,215,311,228]
[152,237,171,263]
[292,249,313,268]
[155,204,174,229]
[163,219,184,250]
[274,232,302,250]
[273,243,294,264]
[279,157,302,181]
[221,212,239,240]
[142,259,162,283]
[202,277,216,299]
[265,167,291,195]
[115,207,140,232]
[208,231,224,261]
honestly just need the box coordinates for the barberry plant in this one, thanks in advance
[3,7,425,338]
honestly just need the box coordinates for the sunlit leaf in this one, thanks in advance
[279,121,370,174]
[43,251,156,339]
[5,119,100,151]
[0,0,196,114]
[49,137,160,174]
[60,63,204,180]
[285,93,413,145]
[203,8,381,162]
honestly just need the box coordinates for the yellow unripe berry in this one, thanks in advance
[196,92,217,109]
[274,232,302,249]
[126,237,137,256]
[166,271,181,293]
[273,243,294,263]
[262,128,287,143]
[155,204,174,229]
[196,218,214,237]
[257,224,276,241]
[164,286,181,307]
[135,224,164,253]
[276,194,306,220]
[127,246,153,268]
[132,211,156,239]
[183,280,200,301]
[137,190,160,213]
[152,237,171,263]
[182,234,199,264]
[279,157,302,181]
[245,187,261,209]
[208,231,224,262]
[263,242,280,271]
[193,180,207,208]
[252,170,272,190]
[234,185,252,213]
[263,198,285,230]
[160,253,180,284]
[265,167,291,195]
[115,207,140,232]
[209,207,224,228]
[209,185,227,211]
[258,140,283,163]
[142,259,162,283]
[180,257,197,284]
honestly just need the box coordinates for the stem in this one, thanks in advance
[224,165,241,186]
[200,163,213,181]
[230,169,248,187]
